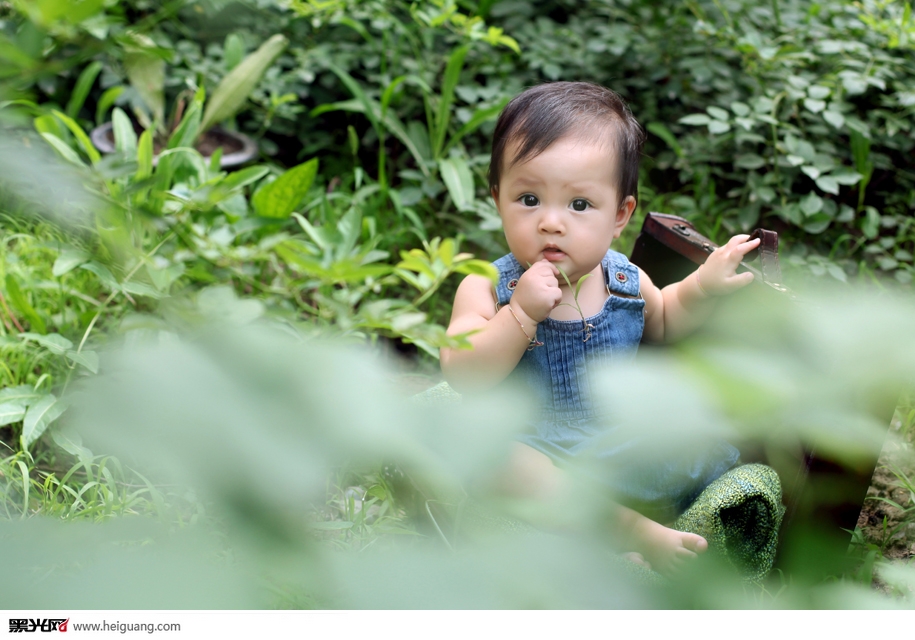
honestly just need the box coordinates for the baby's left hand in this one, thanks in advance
[695,234,761,297]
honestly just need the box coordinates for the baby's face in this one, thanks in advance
[492,136,633,285]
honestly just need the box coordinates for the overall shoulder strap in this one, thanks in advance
[492,253,524,307]
[604,250,641,297]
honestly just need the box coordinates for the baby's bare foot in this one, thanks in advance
[620,551,652,571]
[635,519,707,577]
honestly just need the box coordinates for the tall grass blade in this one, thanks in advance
[431,44,469,160]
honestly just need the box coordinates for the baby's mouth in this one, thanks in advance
[542,246,566,261]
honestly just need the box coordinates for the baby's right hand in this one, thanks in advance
[511,260,562,322]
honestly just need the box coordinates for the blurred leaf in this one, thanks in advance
[66,350,99,374]
[20,332,73,354]
[438,156,475,212]
[200,34,288,134]
[0,401,26,426]
[65,61,102,119]
[5,274,46,333]
[252,158,318,219]
[52,248,90,277]
[22,393,66,447]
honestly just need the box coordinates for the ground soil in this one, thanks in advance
[855,419,915,561]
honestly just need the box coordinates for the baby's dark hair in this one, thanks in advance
[488,82,645,205]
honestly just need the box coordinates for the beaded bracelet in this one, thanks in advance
[508,304,543,351]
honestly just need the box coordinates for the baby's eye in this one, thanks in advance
[520,194,539,207]
[571,198,591,212]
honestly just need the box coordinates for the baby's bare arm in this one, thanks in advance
[441,262,561,392]
[643,234,760,343]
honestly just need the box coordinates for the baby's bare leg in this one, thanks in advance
[485,443,707,576]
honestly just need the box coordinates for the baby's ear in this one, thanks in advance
[613,196,637,238]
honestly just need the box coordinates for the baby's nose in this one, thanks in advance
[538,208,565,233]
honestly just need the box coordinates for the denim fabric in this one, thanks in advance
[494,250,739,521]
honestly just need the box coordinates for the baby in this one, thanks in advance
[440,82,760,575]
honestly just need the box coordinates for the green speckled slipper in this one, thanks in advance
[673,463,785,583]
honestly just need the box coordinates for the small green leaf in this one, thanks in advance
[80,262,120,290]
[52,248,90,277]
[800,165,821,180]
[66,350,99,374]
[800,192,824,216]
[224,33,245,71]
[730,101,750,117]
[252,158,318,219]
[823,111,845,129]
[136,128,153,180]
[20,332,73,354]
[0,401,26,426]
[678,114,711,126]
[814,176,839,195]
[735,154,766,170]
[22,394,67,447]
[51,110,101,164]
[706,106,729,121]
[112,107,137,155]
[803,98,826,114]
[646,122,682,157]
[707,120,731,134]
[808,85,831,100]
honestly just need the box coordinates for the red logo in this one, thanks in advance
[59,619,69,632]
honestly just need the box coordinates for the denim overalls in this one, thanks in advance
[494,250,739,521]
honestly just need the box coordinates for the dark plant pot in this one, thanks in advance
[90,122,258,168]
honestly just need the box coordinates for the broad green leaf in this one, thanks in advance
[112,107,137,155]
[5,275,46,333]
[252,158,318,219]
[20,331,73,354]
[218,165,269,192]
[66,350,99,374]
[801,212,832,234]
[707,120,731,134]
[22,393,67,448]
[66,60,103,119]
[0,385,41,406]
[200,34,288,133]
[0,401,26,426]
[52,248,90,277]
[438,156,475,212]
[51,109,101,164]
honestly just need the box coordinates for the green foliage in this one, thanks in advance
[1,0,915,610]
